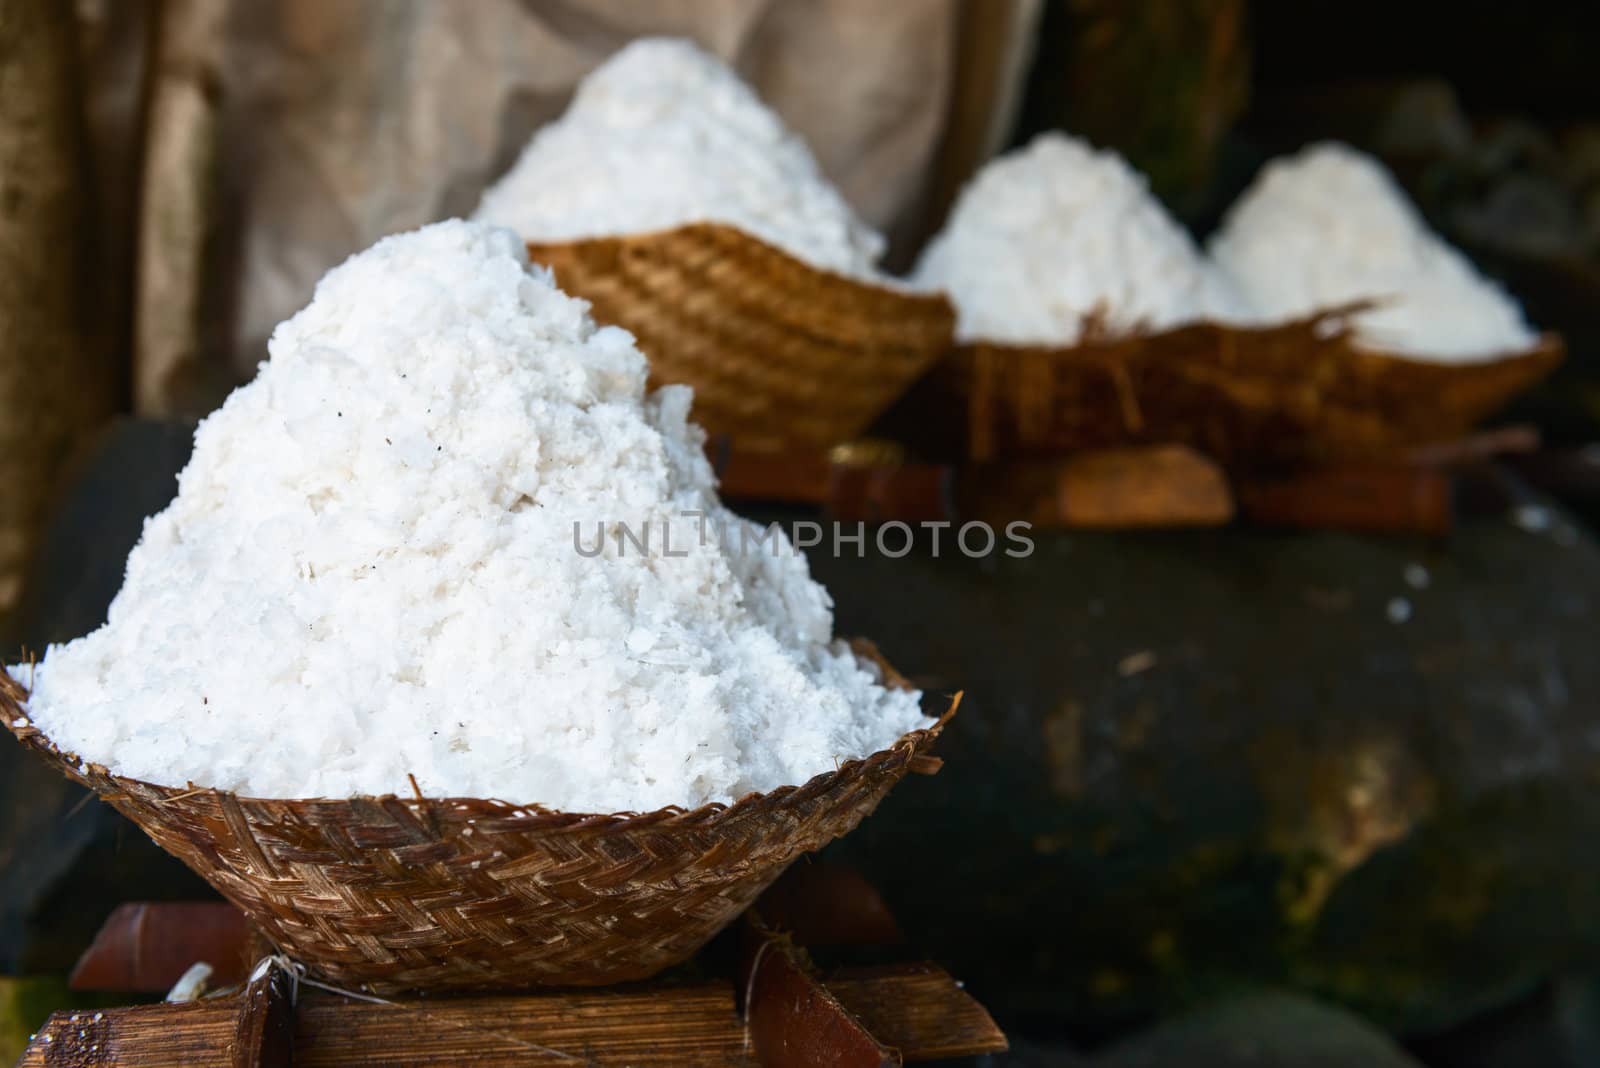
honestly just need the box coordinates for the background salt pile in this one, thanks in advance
[1210,142,1539,361]
[913,132,1241,346]
[476,37,888,282]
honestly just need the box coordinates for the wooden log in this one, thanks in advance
[1236,464,1454,536]
[966,445,1235,529]
[711,441,1234,530]
[740,916,895,1067]
[20,1001,234,1066]
[20,964,1007,1065]
[23,986,749,1067]
[712,442,832,505]
[70,902,256,993]
[1407,425,1539,468]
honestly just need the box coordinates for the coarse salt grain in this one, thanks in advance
[476,37,886,282]
[1209,142,1538,362]
[10,220,929,812]
[1386,597,1413,625]
[913,133,1239,345]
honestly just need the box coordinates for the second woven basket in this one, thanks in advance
[894,312,1563,466]
[527,224,955,449]
[0,647,949,993]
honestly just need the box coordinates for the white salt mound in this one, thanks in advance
[10,220,930,811]
[475,37,886,282]
[913,133,1239,345]
[1209,142,1538,362]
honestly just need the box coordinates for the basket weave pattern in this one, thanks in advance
[1,668,945,993]
[527,224,955,448]
[912,314,1563,466]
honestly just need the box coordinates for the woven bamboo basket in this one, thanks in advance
[895,311,1563,468]
[0,647,949,994]
[526,224,955,449]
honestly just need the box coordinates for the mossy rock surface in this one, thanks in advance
[0,976,72,1064]
[1092,990,1422,1067]
[779,504,1600,1038]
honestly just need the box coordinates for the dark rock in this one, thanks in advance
[1372,82,1473,161]
[783,502,1600,1038]
[1408,974,1600,1068]
[1092,991,1421,1067]
[6,418,196,653]
[1,419,211,975]
[1452,173,1581,260]
[976,1035,1092,1067]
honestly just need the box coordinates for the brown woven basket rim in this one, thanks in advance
[525,221,950,310]
[0,647,952,828]
[958,305,1564,370]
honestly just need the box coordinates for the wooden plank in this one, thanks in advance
[231,967,293,1068]
[827,964,1008,1063]
[968,446,1234,529]
[710,443,955,523]
[21,958,1006,1065]
[1236,464,1453,536]
[712,441,1235,530]
[292,986,752,1067]
[21,1001,235,1067]
[713,445,831,505]
[741,920,894,1068]
[1408,425,1539,468]
[22,986,753,1067]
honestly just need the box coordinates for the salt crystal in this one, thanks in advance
[14,221,929,812]
[1210,143,1538,361]
[914,133,1237,345]
[1403,563,1430,590]
[1513,504,1553,533]
[477,38,885,282]
[1387,597,1413,624]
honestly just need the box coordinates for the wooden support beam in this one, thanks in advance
[740,915,896,1068]
[829,964,1008,1063]
[230,965,294,1068]
[1236,465,1454,537]
[23,959,1006,1065]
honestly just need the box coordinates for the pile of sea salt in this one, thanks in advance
[913,133,1240,345]
[475,37,886,283]
[8,220,929,812]
[1210,142,1538,362]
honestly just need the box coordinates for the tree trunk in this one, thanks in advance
[0,0,116,620]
